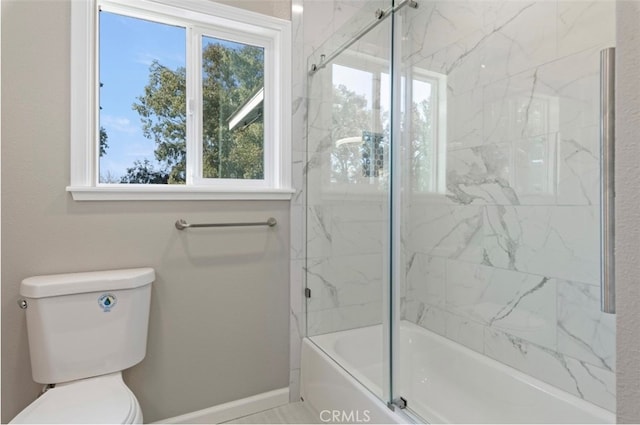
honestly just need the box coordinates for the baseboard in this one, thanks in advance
[154,387,290,424]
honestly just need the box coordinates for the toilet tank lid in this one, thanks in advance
[21,268,155,298]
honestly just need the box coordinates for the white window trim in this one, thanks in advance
[410,66,447,195]
[68,0,292,201]
[317,52,393,198]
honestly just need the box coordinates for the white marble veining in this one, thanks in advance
[482,47,601,145]
[402,253,448,335]
[293,0,615,415]
[445,128,600,208]
[302,0,393,342]
[447,87,484,150]
[402,299,447,335]
[557,280,616,371]
[446,144,516,205]
[401,1,485,66]
[290,259,305,374]
[404,1,558,95]
[306,205,333,259]
[405,253,446,307]
[563,356,616,413]
[462,1,557,90]
[399,0,614,414]
[442,46,602,208]
[289,0,306,402]
[485,205,599,284]
[513,133,558,205]
[306,254,383,312]
[557,125,600,206]
[557,0,616,56]
[408,203,599,284]
[306,203,387,259]
[331,219,385,256]
[445,312,486,353]
[446,260,557,348]
[291,0,396,403]
[484,328,615,412]
[408,203,484,258]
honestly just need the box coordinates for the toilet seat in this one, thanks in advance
[10,372,141,424]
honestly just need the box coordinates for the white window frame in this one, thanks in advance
[68,0,292,201]
[409,66,447,195]
[320,51,393,200]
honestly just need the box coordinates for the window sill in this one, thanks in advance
[67,186,295,201]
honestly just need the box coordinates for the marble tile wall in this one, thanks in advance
[290,0,616,413]
[289,0,305,401]
[305,32,391,333]
[302,0,393,339]
[290,0,386,401]
[400,0,616,412]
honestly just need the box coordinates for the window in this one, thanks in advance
[327,59,391,192]
[408,68,447,194]
[69,0,292,200]
[320,55,447,195]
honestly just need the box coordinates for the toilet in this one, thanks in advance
[10,267,155,424]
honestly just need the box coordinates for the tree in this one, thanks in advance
[332,84,371,141]
[410,97,434,191]
[127,42,265,184]
[120,159,169,184]
[330,84,370,183]
[100,170,122,184]
[329,80,432,187]
[98,126,117,184]
[201,43,264,180]
[331,84,388,184]
[131,61,186,184]
[99,126,109,157]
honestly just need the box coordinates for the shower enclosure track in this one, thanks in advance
[308,0,418,75]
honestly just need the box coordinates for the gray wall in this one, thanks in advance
[1,0,291,423]
[216,0,291,20]
[616,1,640,423]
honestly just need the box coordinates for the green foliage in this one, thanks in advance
[330,84,378,183]
[201,43,264,180]
[329,81,432,187]
[99,126,109,157]
[120,159,169,184]
[332,84,371,141]
[410,98,434,191]
[125,42,265,184]
[131,61,186,184]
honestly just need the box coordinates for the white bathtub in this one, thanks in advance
[301,321,614,424]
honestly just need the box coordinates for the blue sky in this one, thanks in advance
[99,11,258,182]
[99,11,185,181]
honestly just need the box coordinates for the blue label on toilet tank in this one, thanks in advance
[98,294,117,312]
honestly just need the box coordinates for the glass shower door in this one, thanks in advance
[304,0,394,406]
[392,0,616,422]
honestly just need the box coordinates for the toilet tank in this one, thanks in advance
[20,268,155,384]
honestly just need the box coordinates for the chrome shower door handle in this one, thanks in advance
[600,47,616,314]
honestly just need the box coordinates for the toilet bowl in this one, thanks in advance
[10,372,142,424]
[11,268,154,424]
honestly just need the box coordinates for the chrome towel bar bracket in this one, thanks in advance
[175,217,277,230]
